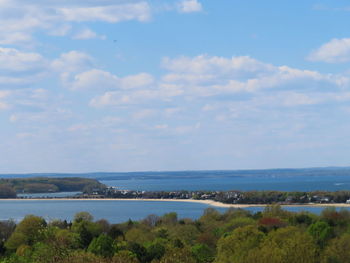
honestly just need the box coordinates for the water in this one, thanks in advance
[0,200,220,222]
[0,199,348,223]
[3,169,350,222]
[100,174,350,191]
[4,168,350,192]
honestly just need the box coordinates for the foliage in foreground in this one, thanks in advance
[1,206,350,262]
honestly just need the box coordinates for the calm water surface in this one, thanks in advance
[0,200,349,223]
[0,200,217,222]
[101,175,350,191]
[3,172,350,222]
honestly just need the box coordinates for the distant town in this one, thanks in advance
[2,176,350,205]
[16,185,350,205]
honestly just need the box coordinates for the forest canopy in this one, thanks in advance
[0,206,349,262]
[0,177,105,195]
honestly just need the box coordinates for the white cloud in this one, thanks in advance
[0,101,9,110]
[153,122,201,135]
[30,89,48,100]
[51,51,94,85]
[8,106,72,124]
[89,54,348,110]
[0,47,48,86]
[0,90,11,99]
[0,90,12,110]
[164,107,182,117]
[175,122,201,134]
[16,132,34,139]
[0,0,206,46]
[154,124,168,129]
[161,55,342,97]
[0,47,46,72]
[73,28,105,40]
[49,24,72,37]
[69,70,154,91]
[132,109,156,119]
[4,48,350,171]
[58,2,151,23]
[68,123,92,132]
[90,89,161,107]
[0,32,33,45]
[120,73,154,89]
[71,69,119,90]
[162,55,274,77]
[0,89,47,115]
[67,116,124,133]
[258,92,321,107]
[308,38,350,63]
[178,0,202,13]
[90,92,122,107]
[51,51,93,73]
[202,104,215,111]
[0,1,151,45]
[89,81,185,108]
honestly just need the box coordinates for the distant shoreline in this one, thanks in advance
[1,198,350,208]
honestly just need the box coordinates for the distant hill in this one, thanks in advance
[1,167,350,181]
[0,177,106,195]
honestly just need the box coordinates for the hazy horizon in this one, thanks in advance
[1,166,350,176]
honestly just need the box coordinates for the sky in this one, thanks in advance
[1,0,350,173]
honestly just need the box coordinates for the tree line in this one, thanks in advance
[0,206,350,262]
[0,177,106,196]
[102,188,350,205]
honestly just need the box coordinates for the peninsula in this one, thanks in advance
[0,177,106,198]
[6,182,350,207]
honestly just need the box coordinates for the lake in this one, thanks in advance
[100,174,350,191]
[3,169,350,222]
[0,199,348,223]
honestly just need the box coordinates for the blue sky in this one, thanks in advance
[1,0,350,173]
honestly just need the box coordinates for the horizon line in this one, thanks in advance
[0,165,349,176]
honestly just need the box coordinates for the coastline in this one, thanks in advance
[1,198,350,208]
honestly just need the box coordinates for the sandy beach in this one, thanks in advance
[1,198,350,208]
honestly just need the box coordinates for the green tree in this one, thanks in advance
[158,247,195,263]
[0,185,16,198]
[31,242,61,263]
[72,219,102,248]
[125,227,156,244]
[308,221,333,247]
[127,242,148,263]
[88,234,115,258]
[321,233,350,263]
[248,226,318,263]
[223,217,256,233]
[109,225,125,240]
[160,212,178,225]
[5,215,46,250]
[289,212,314,226]
[146,241,165,261]
[57,251,106,263]
[74,212,94,223]
[262,204,291,219]
[112,250,139,263]
[215,225,264,263]
[191,244,215,263]
[77,223,93,248]
[169,224,200,246]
